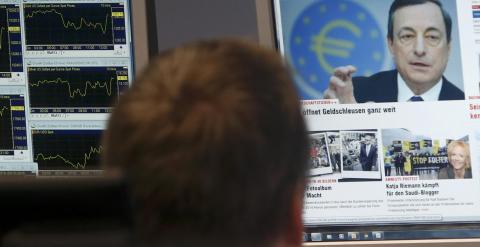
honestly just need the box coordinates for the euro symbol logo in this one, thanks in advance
[310,20,361,74]
[288,0,386,100]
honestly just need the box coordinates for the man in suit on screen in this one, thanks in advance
[324,0,464,103]
[359,134,377,171]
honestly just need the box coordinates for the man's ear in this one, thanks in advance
[284,185,305,246]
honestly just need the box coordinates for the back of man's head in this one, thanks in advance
[102,39,309,247]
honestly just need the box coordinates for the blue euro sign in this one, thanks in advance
[289,0,385,100]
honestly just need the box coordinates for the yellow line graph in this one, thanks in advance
[25,9,110,34]
[35,146,102,169]
[0,27,5,50]
[0,105,9,117]
[30,77,115,98]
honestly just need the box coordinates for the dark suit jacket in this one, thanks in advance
[359,144,377,167]
[352,70,465,103]
[394,154,406,168]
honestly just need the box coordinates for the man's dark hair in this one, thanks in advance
[102,39,309,246]
[387,0,452,43]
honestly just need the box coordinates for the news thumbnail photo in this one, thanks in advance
[279,0,463,102]
[308,130,382,179]
[382,129,472,180]
[341,130,381,179]
[309,132,332,176]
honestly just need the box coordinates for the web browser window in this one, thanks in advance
[273,0,480,243]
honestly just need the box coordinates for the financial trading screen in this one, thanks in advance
[0,0,134,176]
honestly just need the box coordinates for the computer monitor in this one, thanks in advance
[0,0,140,177]
[267,0,480,245]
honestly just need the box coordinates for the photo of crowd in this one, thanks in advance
[382,129,472,180]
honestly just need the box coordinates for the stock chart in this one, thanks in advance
[0,1,133,176]
[0,5,23,74]
[0,94,27,154]
[0,97,12,150]
[32,129,102,174]
[23,3,126,50]
[28,66,129,113]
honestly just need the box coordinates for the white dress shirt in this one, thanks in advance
[397,74,443,102]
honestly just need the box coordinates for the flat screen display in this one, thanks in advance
[0,0,134,177]
[273,0,480,243]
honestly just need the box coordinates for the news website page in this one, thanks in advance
[274,0,480,236]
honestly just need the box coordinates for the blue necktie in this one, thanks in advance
[409,96,424,102]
